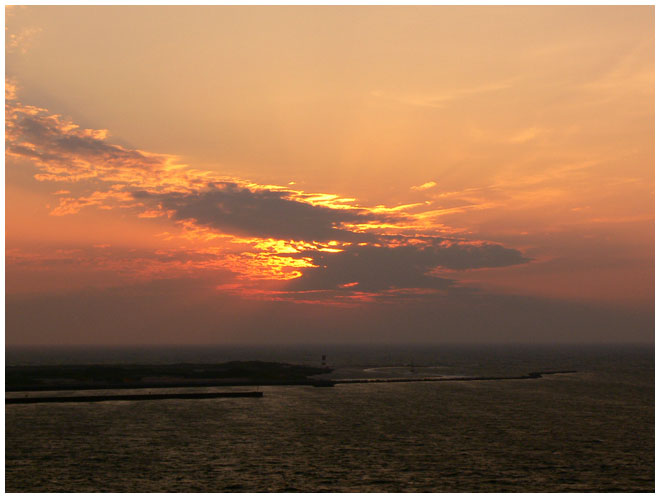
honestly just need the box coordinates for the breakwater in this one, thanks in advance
[330,370,577,385]
[6,391,263,404]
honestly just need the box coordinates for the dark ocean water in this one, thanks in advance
[5,344,654,492]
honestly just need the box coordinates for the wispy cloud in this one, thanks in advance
[371,79,514,109]
[6,26,42,54]
[508,127,545,144]
[6,8,42,55]
[411,181,437,191]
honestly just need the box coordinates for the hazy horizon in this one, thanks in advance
[5,340,656,349]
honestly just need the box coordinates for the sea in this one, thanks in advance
[5,344,654,492]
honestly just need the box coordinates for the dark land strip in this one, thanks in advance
[6,361,331,392]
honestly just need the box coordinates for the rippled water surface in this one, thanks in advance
[5,345,654,492]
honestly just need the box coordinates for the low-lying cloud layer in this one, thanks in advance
[7,277,653,345]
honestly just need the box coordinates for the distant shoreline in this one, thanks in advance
[5,361,332,393]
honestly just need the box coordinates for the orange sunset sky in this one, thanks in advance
[5,6,654,345]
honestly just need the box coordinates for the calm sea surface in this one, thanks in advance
[5,344,654,492]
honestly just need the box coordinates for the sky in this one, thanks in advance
[5,6,654,346]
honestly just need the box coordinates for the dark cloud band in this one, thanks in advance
[288,241,530,292]
[133,184,380,242]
